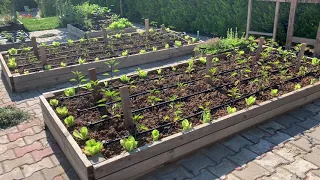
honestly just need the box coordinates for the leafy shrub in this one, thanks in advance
[106,18,133,30]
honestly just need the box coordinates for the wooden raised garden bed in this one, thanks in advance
[0,29,199,92]
[0,30,31,51]
[0,19,24,32]
[40,40,320,179]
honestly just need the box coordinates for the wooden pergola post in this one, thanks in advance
[272,1,280,41]
[285,0,298,49]
[120,0,123,16]
[315,23,320,58]
[245,0,253,39]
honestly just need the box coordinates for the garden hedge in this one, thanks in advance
[107,0,320,44]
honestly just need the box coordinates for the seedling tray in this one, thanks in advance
[40,45,320,179]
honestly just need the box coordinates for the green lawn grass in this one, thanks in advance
[20,16,63,32]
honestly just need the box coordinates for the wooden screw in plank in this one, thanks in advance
[255,37,265,61]
[295,43,307,73]
[120,86,134,132]
[102,29,108,47]
[145,19,150,36]
[39,46,47,66]
[206,54,213,84]
[88,68,98,81]
[31,37,39,59]
[314,23,320,58]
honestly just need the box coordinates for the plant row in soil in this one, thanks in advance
[46,44,320,160]
[4,30,195,74]
[0,30,29,44]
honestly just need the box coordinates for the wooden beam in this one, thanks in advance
[273,1,280,41]
[145,19,150,36]
[120,86,134,132]
[120,0,123,16]
[248,31,273,37]
[258,0,320,3]
[31,37,39,59]
[246,0,253,39]
[292,36,316,45]
[315,23,320,57]
[255,37,265,61]
[295,43,307,72]
[286,0,298,49]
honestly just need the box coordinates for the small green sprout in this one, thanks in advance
[181,119,192,131]
[175,41,182,47]
[64,116,74,127]
[137,68,148,78]
[64,87,76,97]
[312,58,320,66]
[271,89,278,97]
[199,102,211,123]
[73,127,88,140]
[310,78,317,85]
[149,28,155,33]
[122,50,128,57]
[245,96,256,107]
[52,41,60,47]
[67,39,74,46]
[165,44,170,49]
[184,35,190,40]
[199,57,206,64]
[152,47,157,52]
[227,106,237,114]
[166,28,170,32]
[44,65,52,70]
[120,75,131,83]
[49,99,59,107]
[139,49,146,54]
[79,38,85,43]
[147,96,162,106]
[8,48,18,55]
[120,136,138,152]
[78,58,86,65]
[56,106,68,117]
[152,129,160,141]
[132,114,144,122]
[95,57,99,62]
[157,69,162,75]
[84,139,103,156]
[295,84,301,90]
[60,62,67,67]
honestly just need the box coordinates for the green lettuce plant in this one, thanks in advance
[120,75,131,83]
[64,87,76,97]
[8,48,18,55]
[271,89,278,97]
[227,106,237,114]
[120,136,138,152]
[64,116,74,127]
[139,49,146,54]
[245,96,256,107]
[44,65,52,70]
[295,84,301,90]
[137,68,148,79]
[181,119,192,131]
[84,139,103,156]
[8,58,17,69]
[73,127,88,140]
[175,41,182,47]
[199,102,211,123]
[50,99,59,107]
[152,130,159,141]
[199,57,206,64]
[56,107,68,117]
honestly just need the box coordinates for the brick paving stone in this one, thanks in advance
[306,172,320,180]
[306,126,320,141]
[288,136,314,152]
[189,169,217,180]
[223,174,241,180]
[310,114,320,122]
[264,131,293,145]
[228,148,258,166]
[254,152,288,172]
[266,168,299,180]
[7,128,35,142]
[297,118,320,130]
[259,121,285,134]
[50,154,71,170]
[201,143,235,164]
[0,167,24,180]
[241,127,271,144]
[14,141,42,157]
[17,120,42,131]
[207,158,238,178]
[0,135,9,144]
[310,170,320,178]
[179,153,216,176]
[24,131,46,144]
[304,103,320,113]
[24,171,44,180]
[53,175,64,180]
[283,157,318,178]
[303,146,320,167]
[247,139,275,155]
[273,114,302,128]
[62,168,80,180]
[280,123,306,137]
[157,165,193,180]
[0,138,25,154]
[3,153,34,173]
[32,126,44,134]
[272,144,306,162]
[26,99,39,106]
[223,135,253,152]
[22,157,55,178]
[32,147,54,162]
[42,166,65,180]
[287,108,314,121]
[233,162,270,180]
[0,163,3,175]
[0,127,19,136]
[0,149,15,162]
